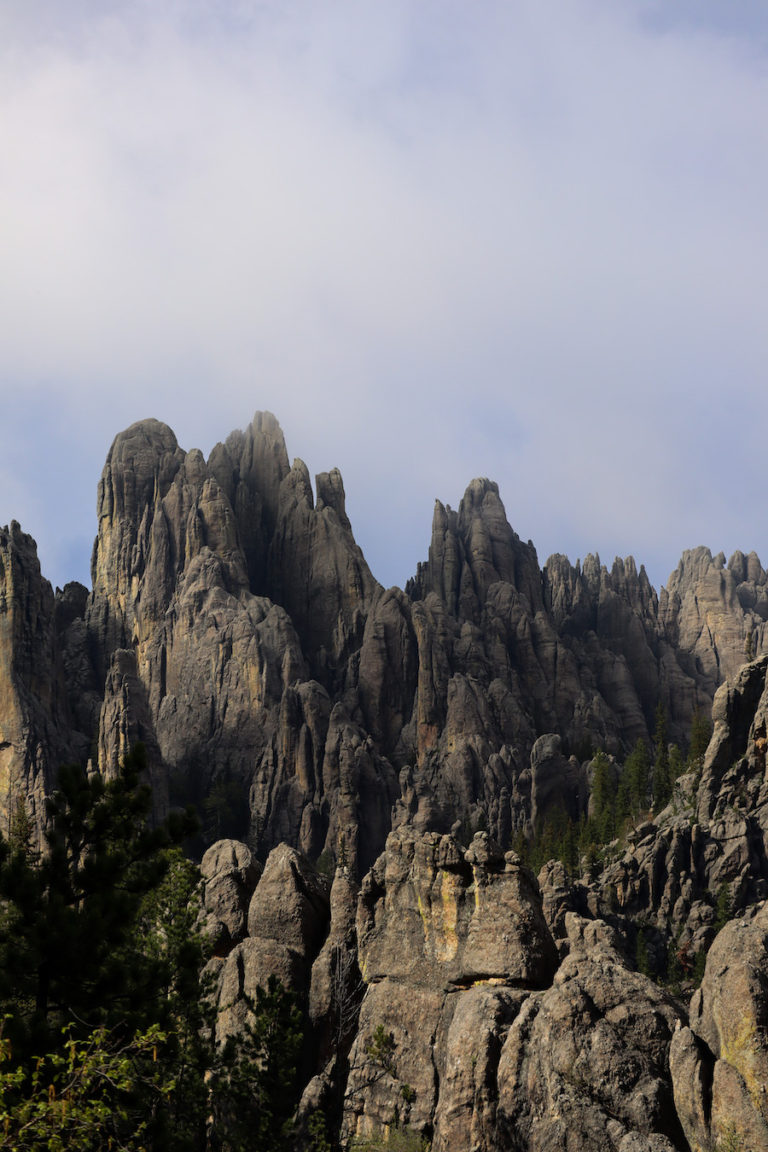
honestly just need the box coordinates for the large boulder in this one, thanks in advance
[497,914,685,1151]
[357,828,558,989]
[201,838,262,951]
[671,901,768,1152]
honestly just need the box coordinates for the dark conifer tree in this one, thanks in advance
[652,703,671,812]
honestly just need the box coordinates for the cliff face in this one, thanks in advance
[0,522,87,838]
[2,411,766,866]
[4,409,768,1149]
[203,648,768,1151]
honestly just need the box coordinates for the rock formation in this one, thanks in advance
[3,408,768,1148]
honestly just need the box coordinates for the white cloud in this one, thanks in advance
[0,0,766,592]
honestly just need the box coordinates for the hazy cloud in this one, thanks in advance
[1,0,766,591]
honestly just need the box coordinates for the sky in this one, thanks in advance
[1,0,767,596]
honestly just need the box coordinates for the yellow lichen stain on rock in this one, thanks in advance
[416,891,433,953]
[434,870,460,963]
[472,867,482,914]
[721,1015,764,1111]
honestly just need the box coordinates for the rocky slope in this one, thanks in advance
[200,646,768,1149]
[202,818,768,1150]
[2,411,766,870]
[3,409,768,1149]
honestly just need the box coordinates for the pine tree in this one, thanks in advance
[621,740,650,818]
[0,746,197,1057]
[0,747,208,1150]
[687,711,713,770]
[208,976,303,1152]
[590,752,617,842]
[652,703,671,813]
[668,744,684,787]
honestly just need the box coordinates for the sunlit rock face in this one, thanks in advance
[4,406,768,1152]
[672,901,768,1152]
[0,521,84,839]
[2,408,767,869]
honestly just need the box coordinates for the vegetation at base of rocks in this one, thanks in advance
[208,976,303,1152]
[0,746,308,1151]
[0,1018,174,1152]
[306,1111,334,1152]
[365,1025,397,1077]
[635,928,652,978]
[523,708,714,879]
[652,882,735,996]
[350,1131,431,1152]
[356,1025,417,1135]
[716,1121,746,1152]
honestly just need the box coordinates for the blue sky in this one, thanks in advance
[1,0,766,594]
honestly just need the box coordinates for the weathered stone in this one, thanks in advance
[247,843,329,962]
[497,914,685,1151]
[431,986,527,1152]
[342,978,444,1144]
[672,902,768,1152]
[357,828,557,990]
[201,839,261,949]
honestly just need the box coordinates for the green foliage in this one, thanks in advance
[202,777,247,844]
[635,929,652,978]
[208,975,303,1152]
[0,747,209,1150]
[366,1024,397,1077]
[688,711,713,770]
[692,949,708,987]
[0,1018,174,1151]
[0,746,198,1059]
[716,1120,746,1152]
[713,882,733,935]
[620,739,650,820]
[652,703,671,812]
[314,849,336,879]
[590,752,618,842]
[0,747,313,1152]
[306,1111,333,1152]
[134,848,213,1150]
[351,1132,431,1152]
[530,804,579,875]
[7,798,33,858]
[668,743,684,786]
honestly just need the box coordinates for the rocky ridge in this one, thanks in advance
[199,647,768,1149]
[3,412,766,870]
[2,410,768,1148]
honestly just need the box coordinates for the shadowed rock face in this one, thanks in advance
[207,829,689,1152]
[2,410,767,871]
[671,901,768,1152]
[0,523,86,838]
[6,411,768,1151]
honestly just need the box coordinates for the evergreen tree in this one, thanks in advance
[208,976,303,1152]
[668,744,684,788]
[0,747,209,1149]
[621,740,650,818]
[590,751,617,841]
[652,703,671,812]
[0,749,313,1151]
[0,746,197,1058]
[688,711,713,769]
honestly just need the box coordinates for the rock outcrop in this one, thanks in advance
[6,409,768,1150]
[4,407,767,888]
[204,829,702,1151]
[342,827,559,1146]
[671,901,768,1152]
[0,523,86,837]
